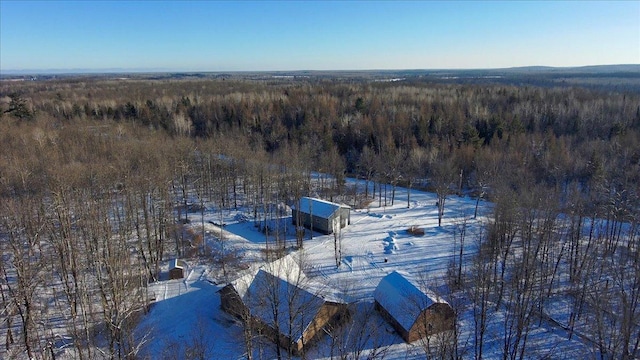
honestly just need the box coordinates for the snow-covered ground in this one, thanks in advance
[137,181,598,359]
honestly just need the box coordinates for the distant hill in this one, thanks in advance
[2,64,638,77]
[415,65,640,93]
[2,64,639,93]
[499,64,639,73]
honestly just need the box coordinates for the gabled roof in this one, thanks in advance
[230,254,305,298]
[227,254,345,342]
[292,197,350,219]
[245,270,326,342]
[374,270,447,332]
[170,258,183,269]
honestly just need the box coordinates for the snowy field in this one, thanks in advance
[137,180,598,359]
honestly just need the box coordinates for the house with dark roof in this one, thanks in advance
[292,197,350,235]
[374,271,455,342]
[219,254,349,355]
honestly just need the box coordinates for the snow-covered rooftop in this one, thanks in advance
[245,270,327,342]
[231,254,301,298]
[374,270,447,332]
[292,197,350,219]
[228,254,345,342]
[170,258,183,269]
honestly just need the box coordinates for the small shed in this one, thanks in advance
[292,197,350,235]
[374,271,455,342]
[169,258,185,280]
[219,255,349,355]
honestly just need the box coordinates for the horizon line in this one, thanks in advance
[2,64,639,76]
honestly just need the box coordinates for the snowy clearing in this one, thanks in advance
[136,179,604,359]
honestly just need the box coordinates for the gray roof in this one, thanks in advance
[292,197,350,219]
[374,271,447,332]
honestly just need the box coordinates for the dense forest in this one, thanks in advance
[1,75,639,359]
[4,76,640,191]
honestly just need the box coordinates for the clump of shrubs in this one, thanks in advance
[407,225,425,236]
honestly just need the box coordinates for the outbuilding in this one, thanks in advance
[292,197,350,235]
[219,254,349,355]
[169,258,185,280]
[374,271,455,342]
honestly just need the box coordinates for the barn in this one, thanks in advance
[169,258,186,280]
[219,254,349,355]
[291,197,350,235]
[374,271,455,343]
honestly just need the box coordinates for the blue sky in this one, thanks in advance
[1,1,638,72]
